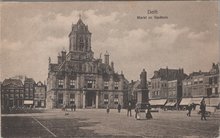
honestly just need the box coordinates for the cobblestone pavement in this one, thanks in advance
[2,109,220,138]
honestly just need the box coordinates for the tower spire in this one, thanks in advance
[79,13,81,20]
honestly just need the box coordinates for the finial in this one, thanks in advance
[105,51,109,55]
[79,13,81,19]
[48,57,51,64]
[62,47,66,52]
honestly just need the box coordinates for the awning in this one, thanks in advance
[179,98,191,105]
[205,98,220,107]
[180,98,203,105]
[165,102,176,107]
[149,99,167,106]
[191,98,203,104]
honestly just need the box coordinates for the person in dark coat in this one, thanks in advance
[73,104,76,111]
[134,104,139,119]
[200,100,206,120]
[127,102,132,117]
[187,104,192,117]
[71,104,74,111]
[146,103,153,119]
[106,104,110,114]
[117,104,121,113]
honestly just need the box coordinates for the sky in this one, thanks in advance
[0,1,219,82]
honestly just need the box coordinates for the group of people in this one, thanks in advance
[186,100,207,120]
[62,104,76,112]
[107,102,153,120]
[106,103,122,114]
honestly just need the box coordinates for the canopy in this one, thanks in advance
[179,98,191,105]
[165,102,176,107]
[205,98,220,107]
[191,97,203,104]
[180,97,203,105]
[149,99,167,106]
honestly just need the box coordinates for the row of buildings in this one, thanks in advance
[1,77,46,111]
[129,63,220,109]
[1,17,219,110]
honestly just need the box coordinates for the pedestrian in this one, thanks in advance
[200,100,207,120]
[127,102,132,117]
[64,104,69,115]
[73,104,76,111]
[62,104,65,111]
[146,103,153,119]
[186,104,192,117]
[71,104,74,111]
[192,103,196,110]
[65,104,68,111]
[106,104,110,114]
[117,103,121,113]
[135,104,139,119]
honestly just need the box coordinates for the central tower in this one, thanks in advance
[69,17,92,52]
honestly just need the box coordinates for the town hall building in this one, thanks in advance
[46,17,128,109]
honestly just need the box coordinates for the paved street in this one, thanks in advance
[2,109,220,138]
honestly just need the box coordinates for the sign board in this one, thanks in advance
[24,100,34,105]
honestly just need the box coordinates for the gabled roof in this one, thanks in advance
[151,68,187,81]
[2,78,23,87]
[185,71,208,79]
[77,18,85,26]
[24,77,35,83]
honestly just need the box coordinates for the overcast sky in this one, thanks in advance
[0,1,219,82]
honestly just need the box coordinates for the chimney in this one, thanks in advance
[104,51,109,65]
[61,50,66,62]
[213,63,215,68]
[58,53,62,64]
[111,61,114,71]
[178,68,181,74]
[121,70,123,75]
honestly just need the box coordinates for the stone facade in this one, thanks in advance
[1,77,47,111]
[46,17,128,109]
[34,81,46,108]
[1,79,24,109]
[182,72,207,98]
[150,67,187,102]
[24,78,35,100]
[182,63,219,98]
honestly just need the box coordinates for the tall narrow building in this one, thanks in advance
[46,17,128,109]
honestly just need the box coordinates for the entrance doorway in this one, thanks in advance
[86,91,96,107]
